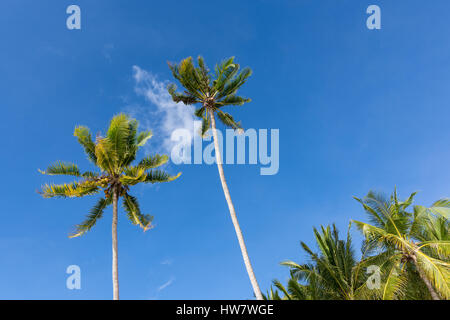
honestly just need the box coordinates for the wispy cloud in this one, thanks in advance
[157,277,175,292]
[125,66,195,155]
[161,259,173,266]
[102,43,114,62]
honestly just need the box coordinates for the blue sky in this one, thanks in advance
[0,0,449,299]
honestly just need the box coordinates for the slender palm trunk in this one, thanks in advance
[209,110,263,300]
[112,187,120,300]
[411,256,440,300]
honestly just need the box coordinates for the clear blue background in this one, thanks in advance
[0,0,448,299]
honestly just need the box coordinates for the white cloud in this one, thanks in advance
[126,66,195,155]
[161,259,173,266]
[157,277,175,291]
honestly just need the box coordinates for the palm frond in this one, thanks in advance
[39,162,81,177]
[95,137,115,173]
[415,250,450,299]
[122,194,153,231]
[70,197,110,238]
[144,170,181,183]
[216,95,251,107]
[138,154,169,170]
[200,115,211,138]
[74,126,97,164]
[120,166,147,186]
[107,113,132,168]
[216,110,242,131]
[137,130,153,147]
[39,182,99,198]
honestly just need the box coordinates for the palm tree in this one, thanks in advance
[38,114,180,300]
[167,56,262,299]
[268,224,371,300]
[353,190,450,300]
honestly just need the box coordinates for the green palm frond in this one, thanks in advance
[70,197,111,238]
[352,220,412,253]
[168,57,205,100]
[263,286,283,300]
[381,260,408,300]
[216,67,252,100]
[121,118,139,167]
[123,194,153,231]
[216,110,242,131]
[416,199,450,219]
[194,107,206,118]
[39,162,81,177]
[213,57,239,93]
[107,113,132,168]
[95,137,115,173]
[200,115,211,138]
[144,170,181,183]
[216,95,251,107]
[138,154,169,170]
[137,130,153,147]
[272,279,292,300]
[415,249,450,299]
[120,166,147,186]
[197,56,211,87]
[74,126,97,164]
[39,182,99,198]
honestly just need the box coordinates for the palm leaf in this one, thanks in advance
[144,170,181,183]
[138,154,169,170]
[123,194,153,231]
[39,182,99,198]
[74,126,97,164]
[70,197,111,238]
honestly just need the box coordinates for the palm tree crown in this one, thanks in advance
[268,224,369,300]
[168,56,251,136]
[39,113,180,237]
[353,190,450,300]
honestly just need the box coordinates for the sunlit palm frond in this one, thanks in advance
[415,250,450,299]
[107,113,132,167]
[74,125,97,164]
[120,166,147,186]
[137,130,153,147]
[122,194,153,231]
[95,137,115,174]
[39,182,99,198]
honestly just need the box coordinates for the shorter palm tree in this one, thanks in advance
[38,114,180,300]
[353,190,450,300]
[267,224,371,300]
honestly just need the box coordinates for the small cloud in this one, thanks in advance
[125,66,195,155]
[157,277,175,291]
[161,259,173,266]
[102,43,114,62]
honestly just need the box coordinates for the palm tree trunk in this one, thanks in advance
[112,187,120,300]
[412,256,440,300]
[209,110,263,300]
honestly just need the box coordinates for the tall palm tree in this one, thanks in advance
[353,190,450,300]
[38,114,180,300]
[167,56,262,299]
[268,224,371,300]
